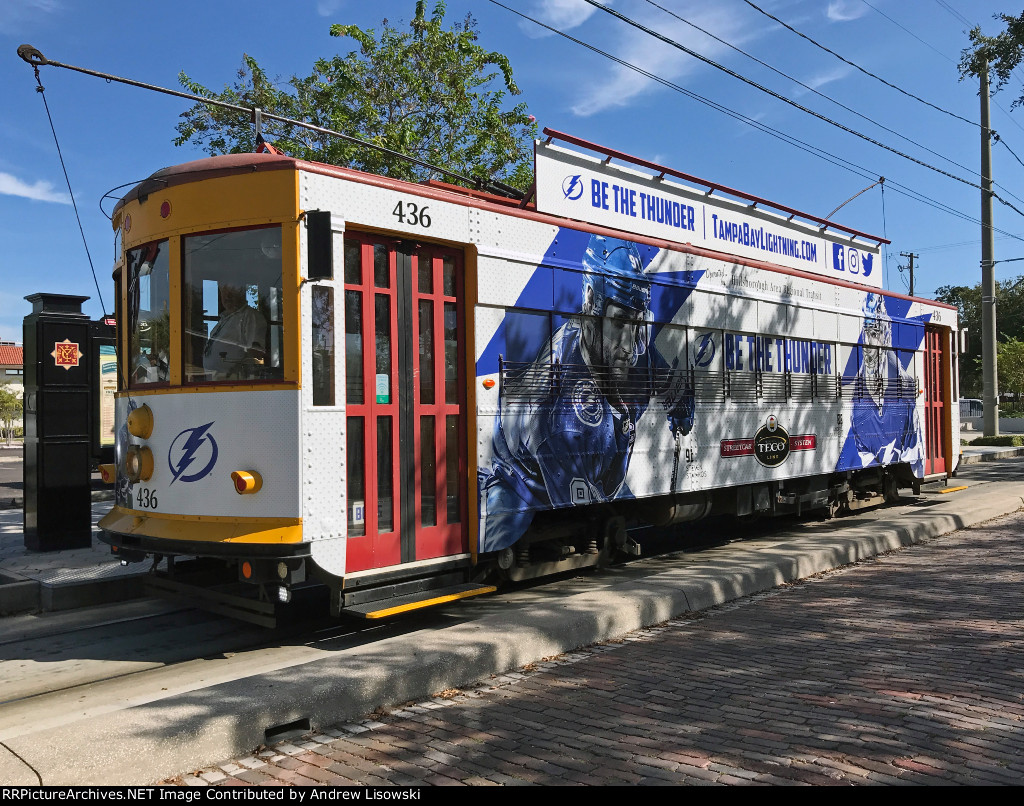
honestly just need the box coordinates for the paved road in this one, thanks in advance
[164,505,1024,786]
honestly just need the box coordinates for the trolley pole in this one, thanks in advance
[980,58,999,437]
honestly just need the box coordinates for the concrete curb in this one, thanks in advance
[959,446,1024,464]
[4,477,1023,785]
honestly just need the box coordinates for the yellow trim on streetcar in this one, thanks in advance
[114,383,296,397]
[99,506,303,544]
[359,586,498,619]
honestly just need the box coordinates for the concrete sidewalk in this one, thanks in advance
[0,444,1022,618]
[0,453,1022,785]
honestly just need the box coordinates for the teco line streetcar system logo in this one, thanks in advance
[720,416,817,468]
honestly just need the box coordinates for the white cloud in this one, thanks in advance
[316,0,345,17]
[0,173,70,204]
[0,0,61,35]
[568,2,758,117]
[792,64,853,97]
[518,0,610,38]
[826,1,868,23]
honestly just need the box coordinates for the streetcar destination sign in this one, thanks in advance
[534,141,883,289]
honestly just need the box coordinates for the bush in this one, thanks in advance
[969,435,1024,447]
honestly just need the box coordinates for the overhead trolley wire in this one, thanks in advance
[486,0,1024,249]
[859,0,1024,139]
[581,0,1024,223]
[741,0,977,127]
[642,0,1010,199]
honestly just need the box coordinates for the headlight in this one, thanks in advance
[125,445,154,482]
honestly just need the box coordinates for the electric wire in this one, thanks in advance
[487,0,1024,249]
[28,63,108,318]
[865,0,957,63]
[860,0,1024,138]
[643,0,1004,198]
[932,0,973,29]
[585,0,1024,224]
[742,0,977,127]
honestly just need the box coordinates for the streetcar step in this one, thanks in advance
[343,583,497,619]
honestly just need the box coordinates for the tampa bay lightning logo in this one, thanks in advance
[693,332,716,368]
[168,422,219,484]
[572,379,603,427]
[562,174,584,201]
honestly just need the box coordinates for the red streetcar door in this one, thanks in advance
[342,235,467,572]
[923,326,947,475]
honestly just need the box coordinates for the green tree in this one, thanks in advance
[935,276,1024,397]
[959,10,1024,97]
[175,1,537,191]
[998,337,1024,405]
[0,384,22,446]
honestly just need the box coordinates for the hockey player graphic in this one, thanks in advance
[843,292,923,474]
[480,234,696,553]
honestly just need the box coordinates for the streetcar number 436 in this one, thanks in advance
[392,200,431,228]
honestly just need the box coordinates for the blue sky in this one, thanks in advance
[3,0,1024,343]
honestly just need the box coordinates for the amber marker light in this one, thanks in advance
[124,445,154,482]
[241,561,253,580]
[98,464,116,484]
[232,470,263,495]
[482,378,495,389]
[126,404,154,439]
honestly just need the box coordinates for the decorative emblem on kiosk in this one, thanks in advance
[51,339,83,370]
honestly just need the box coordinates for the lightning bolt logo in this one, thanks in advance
[168,422,219,484]
[562,174,584,201]
[694,332,716,368]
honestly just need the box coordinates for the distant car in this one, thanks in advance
[960,399,983,418]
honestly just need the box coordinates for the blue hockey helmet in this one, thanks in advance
[582,235,650,316]
[863,292,891,344]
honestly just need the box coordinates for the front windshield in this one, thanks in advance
[127,240,170,387]
[183,227,285,383]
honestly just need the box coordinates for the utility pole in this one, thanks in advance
[899,251,918,297]
[981,57,999,437]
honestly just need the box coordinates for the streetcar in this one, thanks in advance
[97,130,960,624]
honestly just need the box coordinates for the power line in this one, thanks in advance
[485,0,1024,249]
[642,0,1015,203]
[742,0,977,127]
[858,0,1024,138]
[864,0,956,63]
[931,0,973,30]
[583,0,1024,222]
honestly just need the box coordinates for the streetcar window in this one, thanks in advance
[420,415,436,527]
[373,244,390,288]
[444,301,459,405]
[182,226,285,383]
[345,290,364,403]
[347,417,366,537]
[377,417,394,532]
[446,414,460,524]
[126,239,170,387]
[312,285,335,406]
[418,299,435,405]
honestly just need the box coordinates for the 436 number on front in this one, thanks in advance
[392,200,431,228]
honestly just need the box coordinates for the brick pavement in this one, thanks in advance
[161,508,1024,786]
